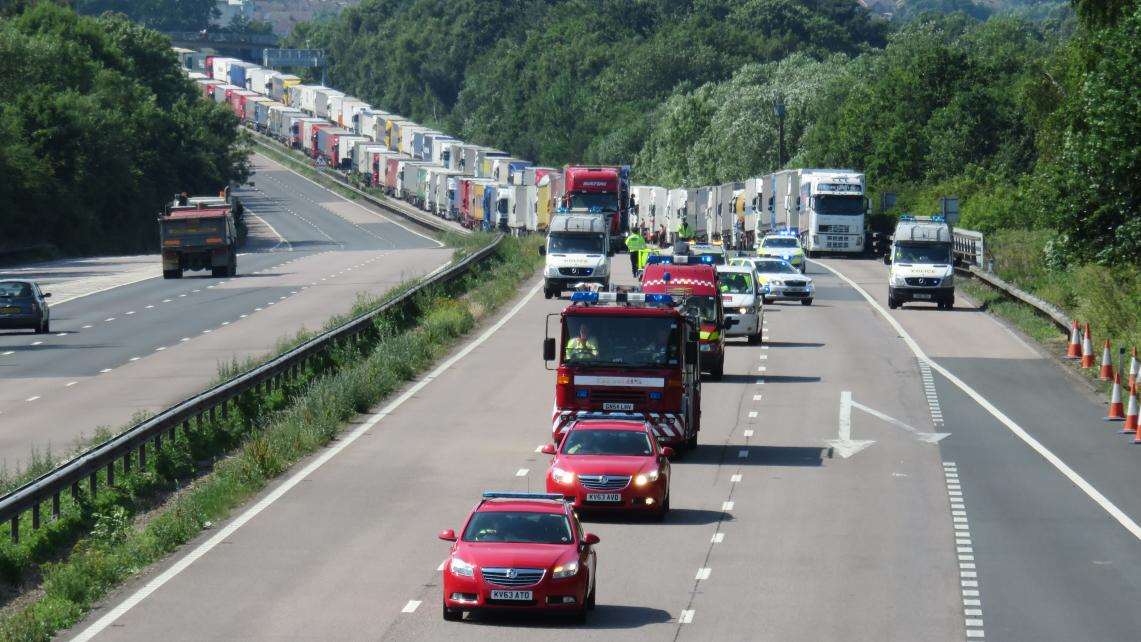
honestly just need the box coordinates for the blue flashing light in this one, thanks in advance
[649,391,663,400]
[662,271,672,282]
[931,215,945,222]
[696,254,716,264]
[555,207,570,213]
[482,491,567,501]
[571,291,599,303]
[899,214,915,222]
[588,206,603,213]
[646,255,674,265]
[576,389,589,399]
[645,293,673,305]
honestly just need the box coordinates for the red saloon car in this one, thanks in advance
[438,492,599,622]
[543,418,673,518]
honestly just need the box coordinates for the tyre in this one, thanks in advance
[710,359,723,381]
[762,297,773,305]
[586,579,597,610]
[747,333,761,345]
[655,492,670,521]
[162,269,180,279]
[211,265,227,277]
[686,432,698,450]
[801,298,813,306]
[544,288,555,300]
[442,602,462,622]
[35,319,48,334]
[888,298,899,309]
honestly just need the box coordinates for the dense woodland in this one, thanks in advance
[0,2,247,256]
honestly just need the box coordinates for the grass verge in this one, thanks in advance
[0,233,542,640]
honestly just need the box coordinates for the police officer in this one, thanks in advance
[625,230,647,275]
[677,218,694,241]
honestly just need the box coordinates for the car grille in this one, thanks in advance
[905,277,941,287]
[482,567,545,587]
[558,267,593,276]
[785,280,807,288]
[589,390,645,405]
[579,474,631,491]
[817,224,849,234]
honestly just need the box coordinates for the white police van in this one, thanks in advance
[885,215,954,310]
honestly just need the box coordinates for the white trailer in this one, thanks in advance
[313,87,344,119]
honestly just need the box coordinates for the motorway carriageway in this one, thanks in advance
[0,153,451,470]
[64,253,1141,641]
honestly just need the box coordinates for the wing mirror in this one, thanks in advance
[582,533,600,546]
[542,337,556,361]
[538,245,546,256]
[541,443,557,455]
[438,529,457,542]
[883,253,891,265]
[42,292,51,298]
[661,446,675,459]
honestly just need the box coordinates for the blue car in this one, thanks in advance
[0,280,51,334]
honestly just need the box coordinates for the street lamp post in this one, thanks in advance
[773,94,786,169]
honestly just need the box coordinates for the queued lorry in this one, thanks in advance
[159,195,239,279]
[885,215,955,310]
[770,169,867,256]
[542,290,704,449]
[562,166,631,253]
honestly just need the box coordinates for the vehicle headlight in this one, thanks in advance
[553,560,579,579]
[450,556,475,577]
[739,307,749,315]
[770,280,783,286]
[551,467,575,485]
[634,469,659,486]
[892,275,908,286]
[545,265,559,277]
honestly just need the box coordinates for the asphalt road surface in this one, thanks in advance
[0,153,450,470]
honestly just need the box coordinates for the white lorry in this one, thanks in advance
[885,215,955,310]
[539,213,612,299]
[770,169,867,256]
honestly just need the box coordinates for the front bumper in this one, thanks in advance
[443,572,588,612]
[724,312,760,337]
[766,285,813,300]
[890,286,953,302]
[544,275,608,291]
[548,478,667,512]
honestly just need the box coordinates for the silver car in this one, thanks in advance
[729,257,815,306]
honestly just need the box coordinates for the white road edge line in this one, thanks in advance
[71,280,545,641]
[810,259,1141,540]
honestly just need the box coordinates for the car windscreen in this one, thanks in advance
[895,242,951,264]
[762,238,798,248]
[0,282,32,298]
[563,316,679,367]
[756,261,798,274]
[683,295,718,324]
[462,511,573,544]
[718,272,754,294]
[548,233,604,254]
[562,429,653,456]
[815,195,863,215]
[569,192,619,212]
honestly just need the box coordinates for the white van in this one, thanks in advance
[886,215,954,309]
[539,213,612,299]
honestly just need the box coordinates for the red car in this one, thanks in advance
[438,492,599,622]
[543,418,673,519]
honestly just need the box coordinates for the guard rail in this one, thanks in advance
[0,235,502,542]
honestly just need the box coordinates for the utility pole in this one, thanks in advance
[773,94,786,169]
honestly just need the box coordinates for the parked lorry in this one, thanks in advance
[159,199,238,279]
[540,212,612,298]
[885,215,955,310]
[770,169,867,256]
[542,290,703,449]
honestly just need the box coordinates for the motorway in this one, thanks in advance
[64,249,1140,640]
[0,153,451,471]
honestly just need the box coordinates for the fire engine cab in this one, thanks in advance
[543,291,703,450]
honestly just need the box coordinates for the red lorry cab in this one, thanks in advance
[641,263,728,379]
[545,292,702,449]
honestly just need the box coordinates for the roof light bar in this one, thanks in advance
[481,491,566,501]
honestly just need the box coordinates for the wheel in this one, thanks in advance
[162,269,179,279]
[686,432,698,450]
[655,492,671,521]
[211,265,227,277]
[801,298,813,306]
[586,579,597,610]
[747,333,761,345]
[888,296,899,309]
[762,297,773,305]
[442,601,462,622]
[710,359,723,381]
[35,319,48,334]
[543,288,554,300]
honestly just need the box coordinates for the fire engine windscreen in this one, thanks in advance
[564,317,679,367]
[569,193,619,211]
[462,513,573,544]
[815,195,863,215]
[548,234,605,254]
[895,242,951,264]
[562,430,653,456]
[682,296,718,324]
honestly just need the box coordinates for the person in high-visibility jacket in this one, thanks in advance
[677,219,694,241]
[636,247,657,272]
[625,231,647,275]
[565,323,599,360]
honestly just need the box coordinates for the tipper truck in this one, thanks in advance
[159,197,239,279]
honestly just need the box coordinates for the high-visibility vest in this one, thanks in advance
[678,223,693,239]
[626,233,647,252]
[566,337,598,359]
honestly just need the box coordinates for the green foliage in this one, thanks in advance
[74,0,218,32]
[0,4,247,256]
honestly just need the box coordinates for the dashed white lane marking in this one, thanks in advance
[221,321,230,326]
[162,299,172,303]
[721,501,734,511]
[747,411,758,418]
[240,314,248,318]
[125,311,135,315]
[711,533,725,544]
[753,394,762,401]
[730,474,742,483]
[65,381,77,387]
[743,429,754,438]
[757,366,767,372]
[130,357,140,362]
[758,354,768,360]
[105,317,115,322]
[178,294,186,298]
[401,600,421,613]
[71,282,544,640]
[25,396,40,402]
[944,462,985,640]
[515,468,529,477]
[812,259,1141,540]
[146,305,154,309]
[695,568,711,581]
[180,338,190,342]
[100,368,112,373]
[203,329,211,334]
[155,346,166,351]
[82,324,92,329]
[679,610,695,624]
[55,332,66,337]
[31,341,43,346]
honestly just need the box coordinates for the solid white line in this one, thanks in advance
[401,600,421,613]
[811,259,1141,540]
[247,211,293,253]
[71,280,546,641]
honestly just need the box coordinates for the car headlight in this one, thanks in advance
[770,280,783,286]
[553,560,579,579]
[450,556,475,577]
[551,467,575,485]
[739,307,748,315]
[634,469,659,486]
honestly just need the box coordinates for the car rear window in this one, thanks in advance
[0,282,32,297]
[463,511,573,544]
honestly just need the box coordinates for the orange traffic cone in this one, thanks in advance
[1098,340,1115,380]
[1065,321,1082,359]
[1121,384,1138,435]
[1080,323,1095,368]
[1106,374,1125,421]
[1128,347,1138,389]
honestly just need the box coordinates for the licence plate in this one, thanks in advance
[603,402,634,411]
[913,293,932,300]
[586,493,622,502]
[0,307,19,314]
[490,590,533,601]
[700,344,712,352]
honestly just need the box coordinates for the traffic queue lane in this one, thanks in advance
[72,260,966,641]
[815,257,1141,641]
[0,152,448,469]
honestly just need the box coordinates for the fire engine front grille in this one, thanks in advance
[588,390,645,405]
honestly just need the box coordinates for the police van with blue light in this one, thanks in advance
[539,209,613,299]
[885,215,955,310]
